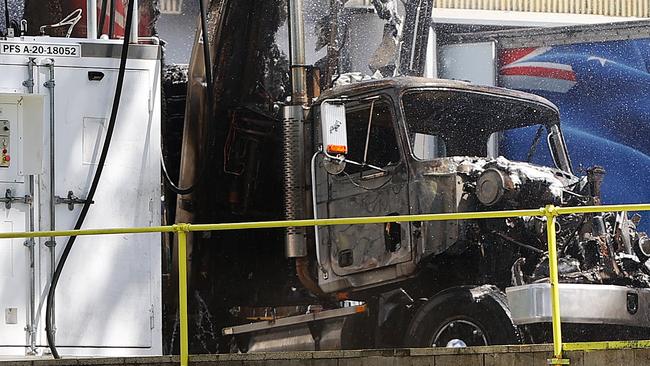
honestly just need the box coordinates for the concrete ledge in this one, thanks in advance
[1,345,645,365]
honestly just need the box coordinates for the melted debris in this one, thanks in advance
[453,156,650,288]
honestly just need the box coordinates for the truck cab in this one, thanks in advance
[312,77,574,294]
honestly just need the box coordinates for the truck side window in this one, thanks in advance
[411,132,446,160]
[343,100,399,174]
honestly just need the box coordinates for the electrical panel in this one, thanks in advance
[0,103,19,182]
[0,94,44,182]
[0,120,9,168]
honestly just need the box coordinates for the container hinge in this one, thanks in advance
[54,190,94,211]
[0,189,32,209]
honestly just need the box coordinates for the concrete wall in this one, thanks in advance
[3,345,649,366]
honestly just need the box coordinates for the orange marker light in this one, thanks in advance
[327,144,347,154]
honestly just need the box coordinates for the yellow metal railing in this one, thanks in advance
[1,203,650,366]
[436,0,650,18]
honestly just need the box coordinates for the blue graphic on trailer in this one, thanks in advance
[498,40,650,230]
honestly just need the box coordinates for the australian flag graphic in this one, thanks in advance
[498,40,650,229]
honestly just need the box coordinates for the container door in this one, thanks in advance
[40,67,160,351]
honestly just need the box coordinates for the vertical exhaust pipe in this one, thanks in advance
[282,105,306,258]
[283,0,308,258]
[289,0,307,105]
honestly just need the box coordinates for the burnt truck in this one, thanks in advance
[209,76,650,351]
[166,1,650,354]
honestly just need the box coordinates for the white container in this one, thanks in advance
[0,36,162,357]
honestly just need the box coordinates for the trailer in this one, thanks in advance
[437,20,650,230]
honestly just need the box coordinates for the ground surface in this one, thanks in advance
[0,345,648,366]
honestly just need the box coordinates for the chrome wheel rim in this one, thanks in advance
[432,319,488,347]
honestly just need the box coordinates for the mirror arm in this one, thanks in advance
[321,150,387,173]
[340,157,387,173]
[363,162,387,173]
[323,149,345,163]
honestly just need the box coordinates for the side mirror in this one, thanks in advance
[320,101,348,175]
[320,101,348,156]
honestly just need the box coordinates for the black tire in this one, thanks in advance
[404,286,523,348]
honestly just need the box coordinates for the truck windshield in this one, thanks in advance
[401,89,573,173]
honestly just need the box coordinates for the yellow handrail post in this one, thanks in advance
[176,224,190,366]
[545,205,568,365]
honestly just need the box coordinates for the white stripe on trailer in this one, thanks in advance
[500,75,577,93]
[501,61,574,71]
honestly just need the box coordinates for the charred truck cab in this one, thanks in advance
[224,77,650,351]
[312,77,573,294]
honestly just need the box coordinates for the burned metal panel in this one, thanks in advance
[322,91,413,278]
[408,162,463,259]
[167,0,295,354]
[326,164,412,276]
[311,86,419,293]
[313,169,418,293]
[317,76,561,113]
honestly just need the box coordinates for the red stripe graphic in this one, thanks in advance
[500,66,577,81]
[499,47,537,67]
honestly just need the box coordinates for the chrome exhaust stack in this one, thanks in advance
[282,105,307,258]
[283,0,309,258]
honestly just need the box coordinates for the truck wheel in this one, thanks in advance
[405,286,522,347]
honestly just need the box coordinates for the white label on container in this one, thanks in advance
[0,42,81,58]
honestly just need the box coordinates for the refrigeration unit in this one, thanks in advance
[0,35,162,357]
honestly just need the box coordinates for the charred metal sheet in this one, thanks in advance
[317,76,561,113]
[170,0,296,354]
[326,164,411,276]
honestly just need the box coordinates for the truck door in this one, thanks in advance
[324,96,411,276]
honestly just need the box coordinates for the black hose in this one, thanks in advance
[161,150,193,195]
[160,0,214,195]
[45,0,136,358]
[3,0,9,36]
[108,0,115,38]
[98,0,109,37]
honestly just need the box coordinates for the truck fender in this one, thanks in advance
[404,285,523,347]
